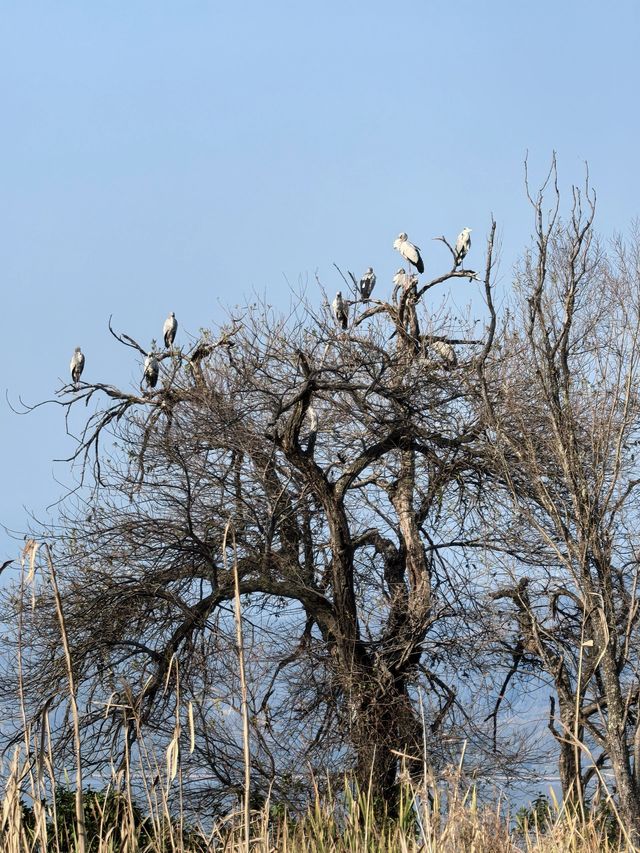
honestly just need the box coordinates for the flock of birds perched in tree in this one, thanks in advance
[331,227,471,333]
[68,228,471,389]
[68,310,178,390]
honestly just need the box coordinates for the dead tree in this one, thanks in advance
[4,234,507,814]
[478,157,640,833]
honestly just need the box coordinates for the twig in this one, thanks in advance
[433,235,457,267]
[108,315,147,356]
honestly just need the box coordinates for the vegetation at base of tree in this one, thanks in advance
[18,786,144,853]
[2,774,637,853]
[516,791,623,848]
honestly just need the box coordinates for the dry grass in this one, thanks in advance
[2,545,636,851]
[0,748,636,853]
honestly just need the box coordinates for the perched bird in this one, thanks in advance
[392,267,417,289]
[393,232,424,274]
[306,405,318,434]
[454,228,472,268]
[332,292,348,330]
[392,268,418,301]
[305,405,318,454]
[359,267,376,301]
[163,312,178,349]
[70,347,85,387]
[143,353,159,388]
[429,339,458,367]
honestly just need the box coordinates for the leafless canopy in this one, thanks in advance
[10,169,640,830]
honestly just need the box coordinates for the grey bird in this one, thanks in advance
[393,232,424,274]
[332,292,348,330]
[143,353,159,388]
[163,312,178,349]
[359,267,376,301]
[70,347,85,387]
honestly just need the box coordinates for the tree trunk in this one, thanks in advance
[350,672,423,818]
[599,644,640,836]
[555,699,583,813]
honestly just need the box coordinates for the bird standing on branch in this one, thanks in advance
[70,347,85,388]
[393,232,424,274]
[359,267,376,301]
[332,292,348,330]
[392,268,418,301]
[454,228,472,268]
[163,312,178,349]
[143,353,159,388]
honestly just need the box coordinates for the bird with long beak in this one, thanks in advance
[70,347,85,388]
[359,267,376,300]
[393,232,424,274]
[332,292,348,330]
[454,227,472,268]
[163,311,178,349]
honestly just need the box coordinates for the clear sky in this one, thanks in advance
[1,0,639,561]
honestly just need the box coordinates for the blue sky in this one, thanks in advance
[1,0,639,561]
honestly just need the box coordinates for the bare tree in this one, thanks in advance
[3,232,515,814]
[478,158,640,832]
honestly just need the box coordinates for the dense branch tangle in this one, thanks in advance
[11,167,640,831]
[479,158,640,833]
[11,229,506,813]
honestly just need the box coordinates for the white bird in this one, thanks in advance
[392,267,417,289]
[70,347,85,387]
[392,268,418,301]
[143,353,159,388]
[429,340,457,367]
[332,292,348,330]
[393,232,424,274]
[307,405,318,433]
[305,405,318,453]
[359,267,376,301]
[454,228,472,268]
[163,312,178,349]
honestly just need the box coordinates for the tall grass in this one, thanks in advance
[2,543,636,852]
[0,751,636,852]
